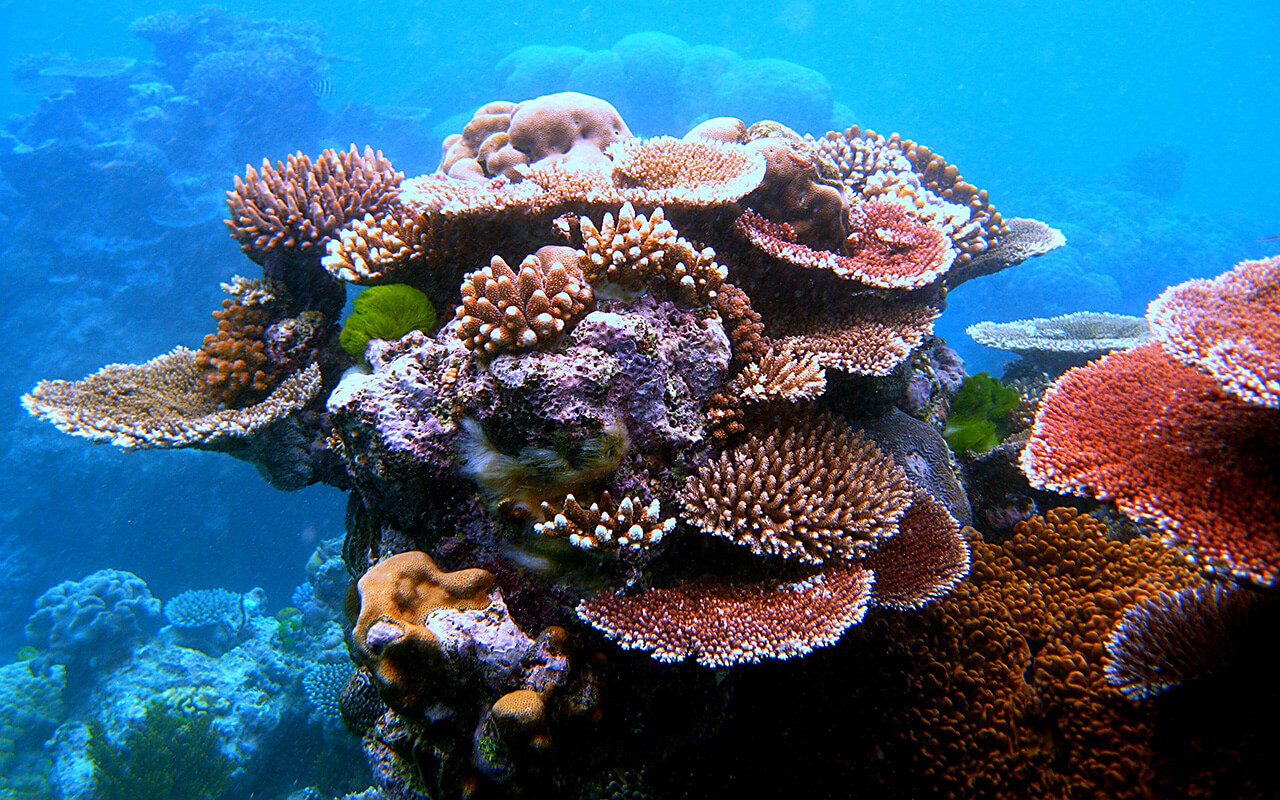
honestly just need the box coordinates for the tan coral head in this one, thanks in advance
[352,551,497,712]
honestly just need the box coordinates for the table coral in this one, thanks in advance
[23,349,320,448]
[1023,343,1280,585]
[577,566,876,667]
[1146,254,1280,408]
[1105,583,1276,700]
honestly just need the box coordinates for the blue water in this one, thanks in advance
[0,1,1275,797]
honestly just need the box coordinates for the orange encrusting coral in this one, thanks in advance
[849,508,1204,799]
[351,551,497,714]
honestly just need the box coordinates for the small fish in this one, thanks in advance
[1259,235,1280,242]
[309,78,335,98]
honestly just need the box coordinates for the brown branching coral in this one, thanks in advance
[577,566,875,667]
[848,508,1205,799]
[225,145,402,262]
[455,245,593,357]
[195,276,283,406]
[729,346,826,403]
[577,202,677,288]
[22,349,320,449]
[680,411,914,564]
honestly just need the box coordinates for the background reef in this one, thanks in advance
[0,2,1277,799]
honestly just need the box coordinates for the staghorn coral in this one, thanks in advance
[680,411,914,564]
[577,201,676,289]
[323,208,432,285]
[455,245,594,358]
[23,349,320,449]
[729,345,826,403]
[225,145,402,262]
[1146,254,1280,408]
[1021,343,1280,586]
[1105,583,1276,701]
[577,566,875,667]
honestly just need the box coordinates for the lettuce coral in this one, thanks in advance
[339,284,437,358]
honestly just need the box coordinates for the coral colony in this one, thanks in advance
[20,90,1280,798]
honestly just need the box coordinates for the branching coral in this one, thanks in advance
[195,276,283,405]
[679,411,914,564]
[22,83,1072,799]
[534,492,675,554]
[455,246,593,357]
[225,145,402,262]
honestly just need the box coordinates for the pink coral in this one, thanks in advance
[1021,343,1280,586]
[1146,255,1280,408]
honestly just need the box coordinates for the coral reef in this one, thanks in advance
[1023,258,1280,585]
[22,83,1068,798]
